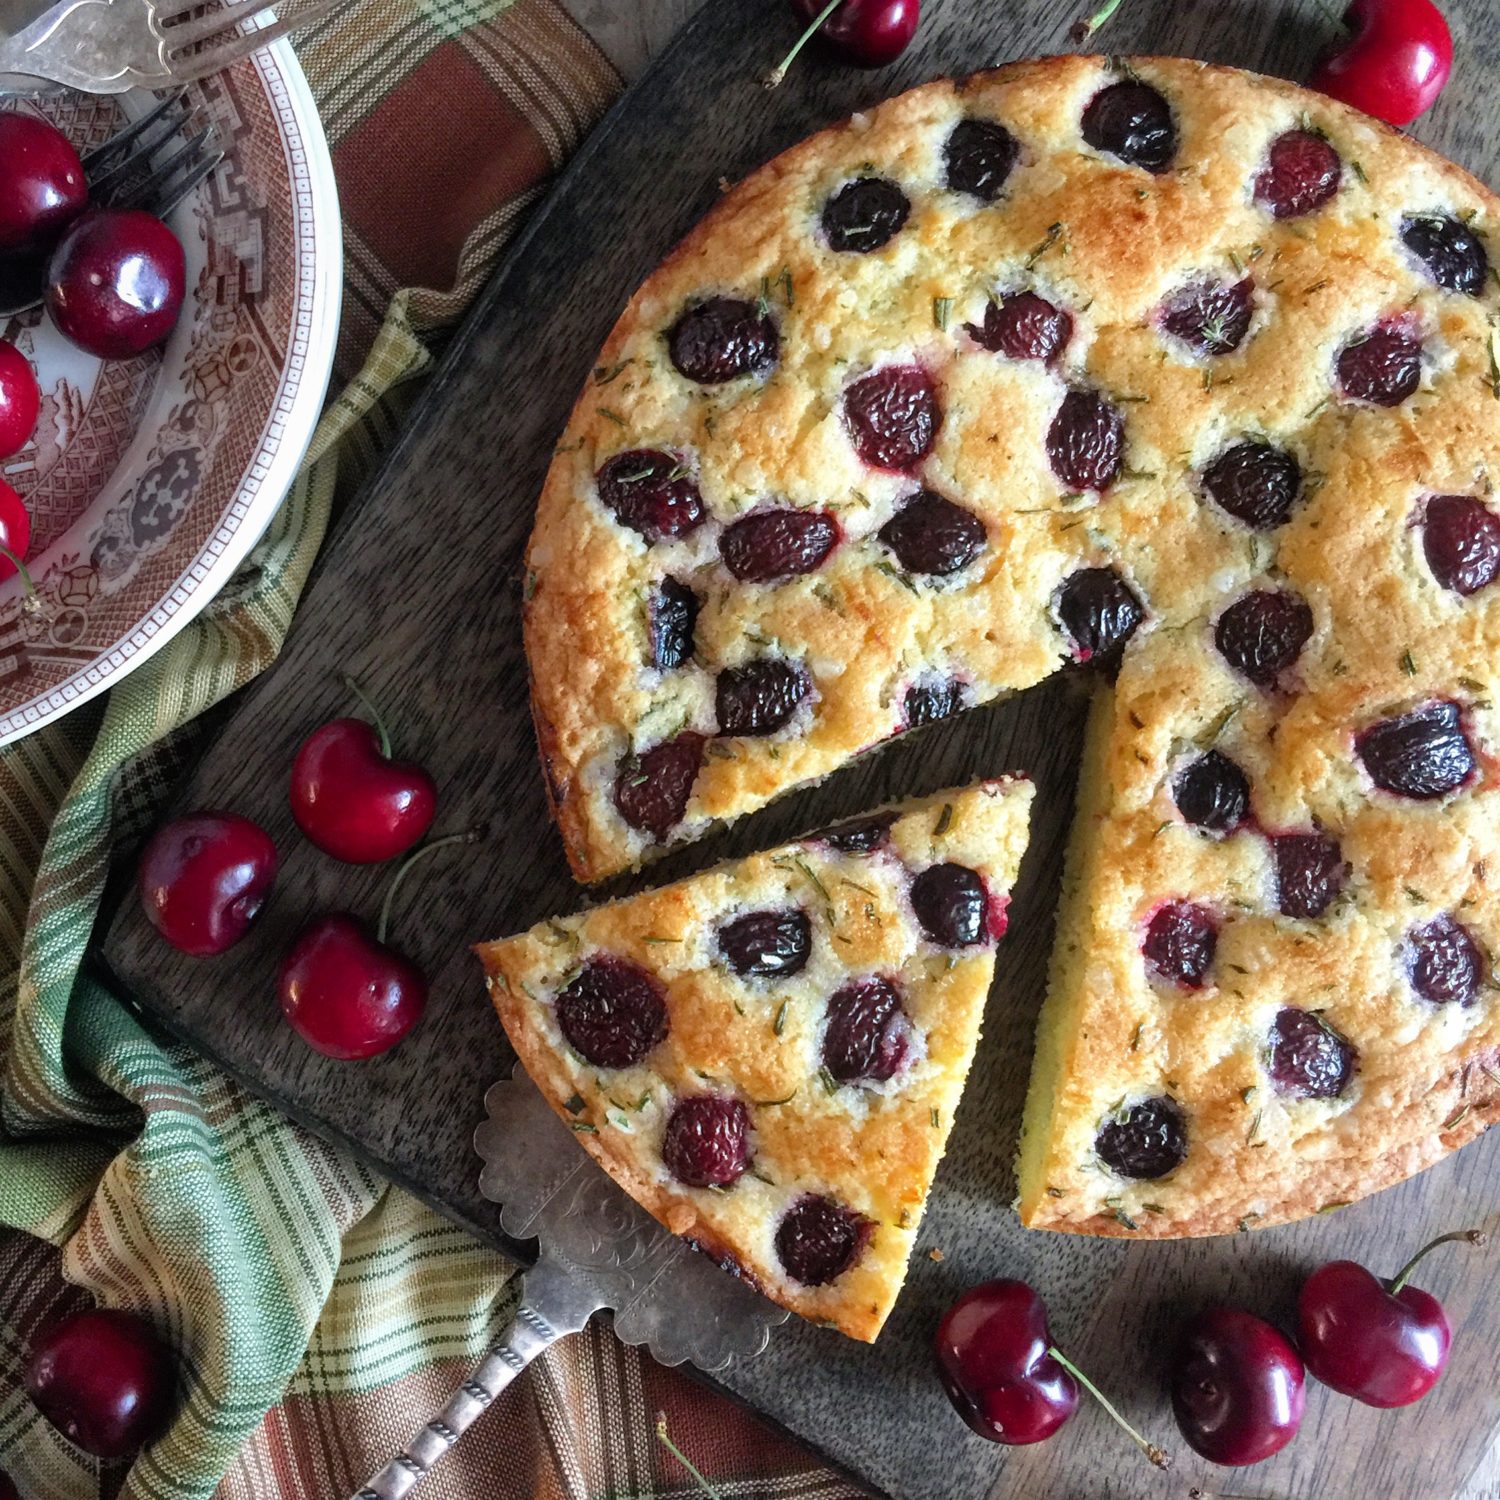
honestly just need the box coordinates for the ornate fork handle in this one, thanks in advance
[0,0,169,93]
[350,1283,589,1500]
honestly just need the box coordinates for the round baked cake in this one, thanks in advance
[524,53,1500,1239]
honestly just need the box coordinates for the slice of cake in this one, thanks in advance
[475,779,1033,1341]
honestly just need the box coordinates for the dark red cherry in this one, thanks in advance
[1095,1096,1187,1178]
[1406,913,1483,1005]
[1267,1006,1355,1098]
[911,862,991,946]
[24,1307,174,1459]
[1254,129,1342,219]
[1402,213,1488,295]
[1214,589,1313,687]
[1171,1307,1305,1466]
[0,477,28,581]
[1202,442,1302,531]
[614,732,705,838]
[718,908,812,977]
[904,677,966,729]
[662,1095,750,1187]
[775,1194,871,1285]
[667,296,778,384]
[1335,321,1422,406]
[596,449,705,542]
[1055,566,1144,671]
[46,209,186,360]
[720,508,839,581]
[716,659,809,735]
[279,913,427,1060]
[1159,278,1253,357]
[878,489,986,576]
[1310,0,1452,128]
[1272,831,1347,918]
[823,975,910,1082]
[937,1280,1172,1463]
[944,118,1019,201]
[0,340,41,458]
[821,176,910,252]
[1298,1229,1485,1408]
[289,697,437,865]
[1356,700,1475,799]
[556,954,668,1068]
[0,112,87,256]
[1080,80,1178,174]
[844,365,940,470]
[966,291,1072,362]
[137,811,278,956]
[821,814,894,853]
[936,1280,1079,1445]
[1173,750,1251,833]
[650,577,699,669]
[1047,390,1125,492]
[1143,902,1218,988]
[785,0,919,70]
[1422,494,1500,596]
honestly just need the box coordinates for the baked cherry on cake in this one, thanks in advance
[526,54,1500,1237]
[475,780,1033,1341]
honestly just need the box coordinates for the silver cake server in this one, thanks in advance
[351,1063,788,1500]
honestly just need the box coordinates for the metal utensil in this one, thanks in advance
[351,1065,788,1500]
[0,0,347,95]
[0,90,223,318]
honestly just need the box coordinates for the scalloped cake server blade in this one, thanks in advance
[351,1063,788,1500]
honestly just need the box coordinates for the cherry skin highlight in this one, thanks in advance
[137,811,278,956]
[24,1307,175,1458]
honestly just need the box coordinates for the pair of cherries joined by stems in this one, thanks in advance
[937,1227,1485,1471]
[138,678,455,1060]
[772,0,1453,130]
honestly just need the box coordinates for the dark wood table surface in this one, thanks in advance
[103,0,1500,1495]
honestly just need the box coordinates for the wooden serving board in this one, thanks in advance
[102,2,1500,1496]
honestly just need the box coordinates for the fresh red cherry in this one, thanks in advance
[0,113,87,257]
[1171,1307,1304,1466]
[1298,1228,1485,1407]
[289,678,437,863]
[279,831,473,1059]
[137,810,278,956]
[0,342,40,458]
[936,1279,1170,1464]
[46,209,186,360]
[765,0,919,86]
[1309,0,1452,126]
[24,1307,174,1459]
[0,477,32,583]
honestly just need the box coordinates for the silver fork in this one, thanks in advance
[0,92,223,317]
[0,0,347,95]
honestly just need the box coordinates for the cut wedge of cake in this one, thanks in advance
[475,778,1033,1341]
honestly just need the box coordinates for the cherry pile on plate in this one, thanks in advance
[0,109,189,589]
[137,679,456,1061]
[937,1226,1486,1471]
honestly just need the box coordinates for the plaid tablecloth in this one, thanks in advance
[0,4,866,1497]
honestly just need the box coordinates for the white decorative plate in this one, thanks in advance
[0,39,341,743]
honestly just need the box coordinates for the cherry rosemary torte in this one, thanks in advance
[476,779,1032,1341]
[527,53,1500,1236]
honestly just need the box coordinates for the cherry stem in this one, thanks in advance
[377,830,481,946]
[1047,1346,1172,1469]
[1188,1491,1285,1499]
[1069,0,1126,43]
[342,672,393,759]
[654,1413,723,1500]
[763,0,842,89]
[1389,1228,1487,1295]
[0,540,39,607]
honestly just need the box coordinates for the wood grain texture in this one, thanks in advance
[102,2,1500,1497]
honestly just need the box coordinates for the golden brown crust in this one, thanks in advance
[526,53,1500,1241]
[477,779,1034,1340]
